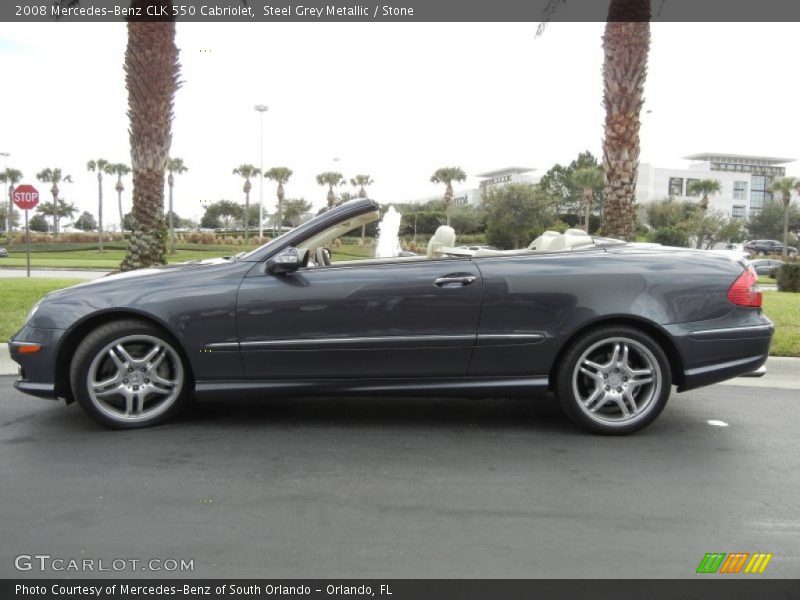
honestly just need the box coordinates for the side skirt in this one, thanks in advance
[194,376,550,400]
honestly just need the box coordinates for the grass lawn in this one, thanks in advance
[758,275,776,285]
[0,248,256,269]
[762,292,800,357]
[2,280,798,357]
[0,279,84,341]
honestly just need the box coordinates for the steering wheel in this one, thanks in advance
[314,247,332,266]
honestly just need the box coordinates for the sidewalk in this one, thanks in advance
[1,345,798,388]
[0,268,109,280]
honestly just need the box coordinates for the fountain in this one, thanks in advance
[375,206,402,258]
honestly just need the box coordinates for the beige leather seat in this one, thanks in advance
[528,231,561,252]
[547,229,594,252]
[427,226,457,258]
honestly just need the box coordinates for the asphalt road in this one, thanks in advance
[1,378,798,579]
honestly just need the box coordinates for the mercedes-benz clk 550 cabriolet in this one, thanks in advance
[8,198,773,434]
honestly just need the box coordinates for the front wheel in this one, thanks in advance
[555,325,672,435]
[70,319,190,429]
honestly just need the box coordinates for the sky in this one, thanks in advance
[0,21,798,228]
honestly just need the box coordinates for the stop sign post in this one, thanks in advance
[13,184,40,278]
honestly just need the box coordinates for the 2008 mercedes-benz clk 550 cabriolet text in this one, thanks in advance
[8,198,773,434]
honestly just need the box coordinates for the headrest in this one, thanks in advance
[427,226,456,258]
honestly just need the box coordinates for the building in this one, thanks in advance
[636,153,796,220]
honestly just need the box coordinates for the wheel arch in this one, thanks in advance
[55,310,194,404]
[548,316,685,390]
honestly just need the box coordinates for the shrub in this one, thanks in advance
[651,226,689,247]
[776,263,800,293]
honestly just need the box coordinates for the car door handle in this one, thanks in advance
[434,275,477,288]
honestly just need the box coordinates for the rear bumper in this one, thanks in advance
[666,312,773,392]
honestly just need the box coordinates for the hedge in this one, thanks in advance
[776,263,800,293]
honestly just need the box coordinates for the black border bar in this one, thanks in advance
[3,0,800,23]
[4,579,800,600]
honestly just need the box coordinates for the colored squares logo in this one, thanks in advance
[697,552,773,574]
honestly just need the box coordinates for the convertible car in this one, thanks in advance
[8,198,772,434]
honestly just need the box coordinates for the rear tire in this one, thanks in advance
[555,325,671,435]
[70,319,190,429]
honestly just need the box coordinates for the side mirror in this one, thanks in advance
[266,247,302,275]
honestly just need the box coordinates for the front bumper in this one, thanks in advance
[8,325,66,400]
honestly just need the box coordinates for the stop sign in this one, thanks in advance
[13,184,40,210]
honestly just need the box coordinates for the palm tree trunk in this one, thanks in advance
[169,182,176,254]
[584,188,592,233]
[782,194,790,258]
[97,173,104,253]
[120,7,179,271]
[244,189,250,244]
[601,1,650,240]
[445,183,453,226]
[51,190,59,239]
[117,182,124,231]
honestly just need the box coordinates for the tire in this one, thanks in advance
[555,325,672,435]
[70,319,190,429]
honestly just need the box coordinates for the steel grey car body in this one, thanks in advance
[9,198,772,415]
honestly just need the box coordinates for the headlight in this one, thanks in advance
[25,300,42,324]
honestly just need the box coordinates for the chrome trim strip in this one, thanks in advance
[205,343,240,351]
[477,333,545,341]
[10,341,42,348]
[689,324,774,337]
[237,334,476,348]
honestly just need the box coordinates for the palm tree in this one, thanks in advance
[688,179,721,249]
[350,174,374,198]
[570,166,604,233]
[264,167,292,235]
[36,168,72,238]
[316,172,345,209]
[350,175,374,243]
[430,167,466,226]
[36,199,78,233]
[233,164,260,243]
[87,159,113,252]
[166,157,187,253]
[0,168,23,237]
[119,7,181,271]
[110,163,131,231]
[770,177,798,258]
[601,0,651,240]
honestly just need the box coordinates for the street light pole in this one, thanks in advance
[1,152,9,235]
[254,104,268,240]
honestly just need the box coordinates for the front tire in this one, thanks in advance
[555,325,671,435]
[70,319,189,429]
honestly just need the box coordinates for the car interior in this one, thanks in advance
[301,208,598,268]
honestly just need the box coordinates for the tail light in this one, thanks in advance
[728,266,762,308]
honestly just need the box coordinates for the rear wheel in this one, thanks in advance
[555,325,671,435]
[70,319,189,429]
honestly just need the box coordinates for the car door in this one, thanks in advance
[236,258,482,380]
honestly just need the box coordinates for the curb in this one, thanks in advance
[1,345,798,388]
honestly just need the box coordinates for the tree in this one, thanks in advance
[770,177,798,258]
[430,167,466,226]
[86,159,113,252]
[110,163,131,231]
[36,199,77,234]
[570,166,604,233]
[350,174,374,242]
[36,168,72,238]
[747,201,800,241]
[601,1,651,240]
[350,174,374,198]
[232,164,260,243]
[28,214,50,233]
[0,202,20,232]
[119,7,181,271]
[264,167,292,234]
[538,151,601,217]
[316,171,344,209]
[166,157,187,254]
[0,168,23,235]
[482,183,556,249]
[283,198,312,227]
[201,200,244,230]
[73,211,97,231]
[687,179,721,248]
